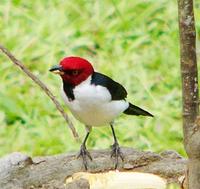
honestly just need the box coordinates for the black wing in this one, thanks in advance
[91,72,127,100]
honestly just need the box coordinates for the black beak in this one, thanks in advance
[49,65,64,75]
[49,65,62,72]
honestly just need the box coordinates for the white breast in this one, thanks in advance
[61,76,129,126]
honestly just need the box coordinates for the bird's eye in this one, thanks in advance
[72,70,79,76]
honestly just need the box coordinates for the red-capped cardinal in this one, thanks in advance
[50,56,153,170]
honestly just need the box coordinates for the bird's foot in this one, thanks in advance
[77,144,92,170]
[111,142,124,169]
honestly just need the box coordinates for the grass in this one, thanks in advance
[0,0,200,158]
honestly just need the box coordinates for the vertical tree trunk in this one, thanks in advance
[178,0,200,188]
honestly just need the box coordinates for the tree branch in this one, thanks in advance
[178,0,199,188]
[0,44,79,139]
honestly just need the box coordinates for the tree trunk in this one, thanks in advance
[178,0,200,188]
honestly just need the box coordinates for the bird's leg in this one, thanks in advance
[110,124,124,169]
[77,129,92,170]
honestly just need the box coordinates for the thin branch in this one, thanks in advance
[178,0,199,138]
[0,44,79,139]
[178,0,199,188]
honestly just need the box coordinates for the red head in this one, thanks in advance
[50,56,94,86]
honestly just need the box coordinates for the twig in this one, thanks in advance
[0,44,79,139]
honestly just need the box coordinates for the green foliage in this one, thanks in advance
[0,0,199,157]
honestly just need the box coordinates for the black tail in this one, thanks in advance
[124,103,153,117]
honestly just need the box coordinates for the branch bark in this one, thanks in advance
[0,44,79,139]
[0,148,186,189]
[178,0,200,188]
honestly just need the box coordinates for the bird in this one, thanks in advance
[49,56,153,170]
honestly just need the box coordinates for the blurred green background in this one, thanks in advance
[0,0,200,158]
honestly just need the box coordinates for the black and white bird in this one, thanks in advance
[50,56,153,169]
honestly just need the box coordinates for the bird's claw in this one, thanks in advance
[111,142,124,169]
[77,144,92,170]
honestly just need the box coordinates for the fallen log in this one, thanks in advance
[0,148,186,189]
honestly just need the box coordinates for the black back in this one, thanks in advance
[91,72,127,100]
